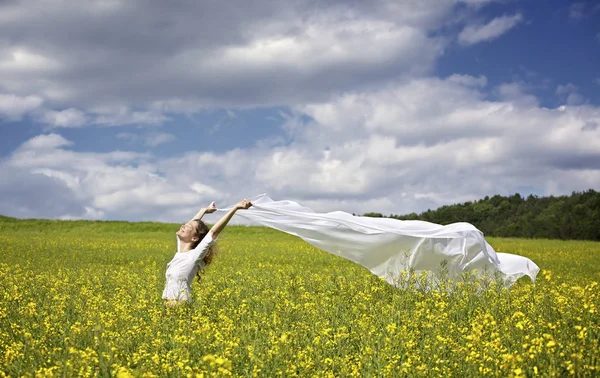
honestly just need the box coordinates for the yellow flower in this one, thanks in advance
[116,367,134,378]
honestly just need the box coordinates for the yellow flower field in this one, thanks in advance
[1,221,599,377]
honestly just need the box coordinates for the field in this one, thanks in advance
[1,218,599,377]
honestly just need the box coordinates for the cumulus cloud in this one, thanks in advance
[40,108,88,128]
[0,165,88,219]
[556,83,578,95]
[18,133,72,150]
[3,133,197,220]
[145,133,176,147]
[458,13,523,45]
[582,121,598,131]
[496,82,539,107]
[254,76,600,211]
[0,48,62,73]
[93,107,168,126]
[0,0,464,121]
[1,1,598,222]
[0,0,530,130]
[556,83,586,106]
[447,74,488,87]
[0,93,44,120]
[3,75,599,221]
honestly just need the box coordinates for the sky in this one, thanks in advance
[0,0,599,222]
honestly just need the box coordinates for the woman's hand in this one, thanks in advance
[204,201,217,214]
[236,199,252,210]
[190,201,217,222]
[210,199,252,237]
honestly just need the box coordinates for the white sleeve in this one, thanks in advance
[189,231,218,262]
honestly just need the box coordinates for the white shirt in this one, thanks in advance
[162,232,218,301]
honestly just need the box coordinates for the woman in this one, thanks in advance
[162,199,252,306]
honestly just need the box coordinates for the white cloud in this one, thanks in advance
[255,147,369,196]
[145,133,175,147]
[0,0,464,119]
[1,1,598,222]
[93,106,168,126]
[203,19,436,73]
[0,0,522,132]
[3,73,600,221]
[496,82,539,107]
[566,93,585,106]
[459,13,523,45]
[0,165,89,219]
[581,121,598,131]
[35,106,173,128]
[190,183,221,198]
[0,93,44,120]
[556,83,578,95]
[280,77,600,208]
[18,133,72,150]
[447,74,487,87]
[556,83,586,106]
[159,77,597,217]
[0,48,62,73]
[5,134,197,220]
[40,108,88,128]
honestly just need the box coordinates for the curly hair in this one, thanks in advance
[191,219,217,281]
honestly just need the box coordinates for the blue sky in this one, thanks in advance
[0,0,599,221]
[438,1,599,106]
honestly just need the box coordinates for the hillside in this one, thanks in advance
[2,189,599,240]
[364,189,600,241]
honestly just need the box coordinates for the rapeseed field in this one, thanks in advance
[1,219,599,377]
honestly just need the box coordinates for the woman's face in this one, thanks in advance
[176,222,199,242]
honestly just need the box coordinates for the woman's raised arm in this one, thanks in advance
[209,199,252,238]
[188,201,217,223]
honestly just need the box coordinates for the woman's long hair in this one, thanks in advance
[191,219,218,281]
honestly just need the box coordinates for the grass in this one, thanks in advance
[1,217,599,377]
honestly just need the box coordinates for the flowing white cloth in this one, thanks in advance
[218,195,539,287]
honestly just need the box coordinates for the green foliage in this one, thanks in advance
[387,189,600,241]
[0,214,16,221]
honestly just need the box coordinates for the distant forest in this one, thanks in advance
[363,189,600,241]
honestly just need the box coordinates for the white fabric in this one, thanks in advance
[162,232,217,301]
[218,194,539,287]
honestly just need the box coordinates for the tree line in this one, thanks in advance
[363,189,600,241]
